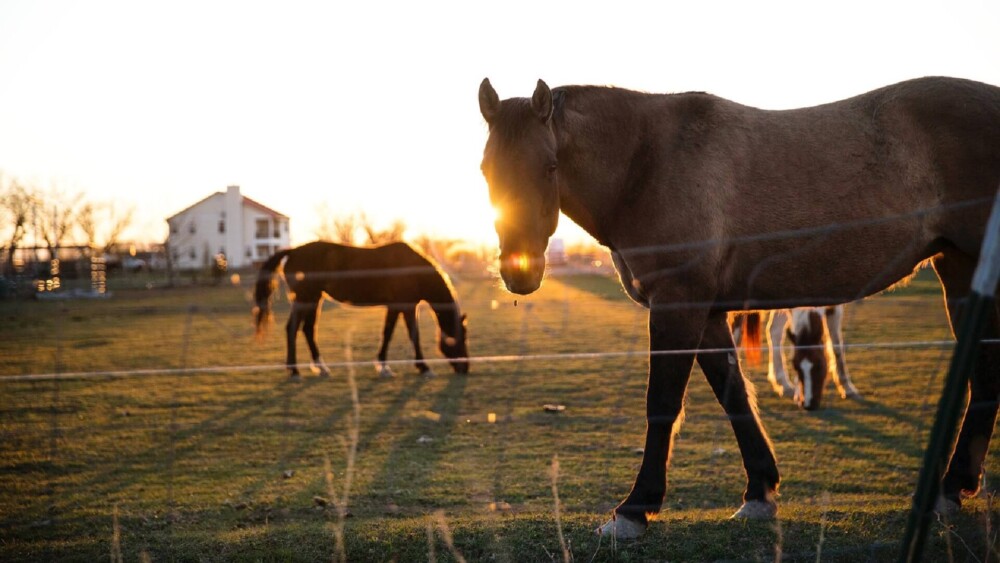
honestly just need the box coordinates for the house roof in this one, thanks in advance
[242,196,289,219]
[166,191,289,221]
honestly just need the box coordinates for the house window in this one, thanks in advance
[189,222,196,234]
[255,219,269,239]
[189,247,196,259]
[256,245,270,258]
[273,221,280,238]
[170,223,178,235]
[218,220,225,234]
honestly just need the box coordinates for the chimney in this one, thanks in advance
[224,185,243,267]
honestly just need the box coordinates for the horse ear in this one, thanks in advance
[461,313,468,326]
[532,79,553,123]
[479,78,500,124]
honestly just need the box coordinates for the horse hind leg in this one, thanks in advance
[824,304,860,399]
[933,251,1000,510]
[302,302,331,377]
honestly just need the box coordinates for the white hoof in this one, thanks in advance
[841,386,861,399]
[421,368,437,378]
[377,364,395,378]
[934,496,960,516]
[731,500,778,519]
[594,514,646,539]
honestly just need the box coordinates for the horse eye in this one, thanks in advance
[546,163,557,177]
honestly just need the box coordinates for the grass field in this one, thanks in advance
[1,268,999,562]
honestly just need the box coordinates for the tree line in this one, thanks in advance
[0,173,134,274]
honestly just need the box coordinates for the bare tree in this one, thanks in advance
[35,187,83,259]
[314,206,405,246]
[360,212,405,245]
[77,201,135,254]
[0,175,37,275]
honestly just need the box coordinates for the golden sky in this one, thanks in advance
[1,0,998,247]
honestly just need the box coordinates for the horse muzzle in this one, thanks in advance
[499,252,545,295]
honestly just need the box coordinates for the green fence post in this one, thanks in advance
[901,190,1000,562]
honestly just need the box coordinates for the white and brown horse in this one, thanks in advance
[478,76,1000,539]
[735,306,859,410]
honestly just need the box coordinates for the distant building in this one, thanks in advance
[546,237,567,266]
[166,185,290,269]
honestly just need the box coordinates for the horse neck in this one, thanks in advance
[424,275,459,335]
[553,88,651,244]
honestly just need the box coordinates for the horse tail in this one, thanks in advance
[253,248,292,339]
[741,311,762,366]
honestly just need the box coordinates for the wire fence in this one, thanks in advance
[2,204,999,562]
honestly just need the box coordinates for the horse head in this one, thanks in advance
[786,308,829,410]
[479,78,560,295]
[438,310,470,374]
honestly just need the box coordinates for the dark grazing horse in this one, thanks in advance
[478,76,1000,539]
[254,241,469,379]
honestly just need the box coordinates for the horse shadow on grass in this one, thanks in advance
[1,371,377,534]
[350,371,470,515]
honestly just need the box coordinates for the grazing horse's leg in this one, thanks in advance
[377,308,401,378]
[285,301,311,379]
[825,305,859,398]
[933,252,1000,510]
[698,312,780,518]
[766,310,796,397]
[402,307,432,375]
[598,306,705,539]
[302,302,331,377]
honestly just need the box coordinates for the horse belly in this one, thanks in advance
[734,229,936,308]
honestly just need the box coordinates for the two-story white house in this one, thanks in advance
[166,185,290,270]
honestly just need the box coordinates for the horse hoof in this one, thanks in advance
[377,365,395,378]
[421,369,437,378]
[594,514,646,539]
[287,373,302,383]
[842,388,861,399]
[934,496,960,516]
[731,500,778,519]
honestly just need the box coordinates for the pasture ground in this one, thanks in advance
[1,269,999,562]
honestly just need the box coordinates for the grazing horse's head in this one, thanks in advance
[479,78,559,295]
[438,310,470,374]
[786,309,829,410]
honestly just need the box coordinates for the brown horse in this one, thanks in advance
[478,76,1000,538]
[254,241,469,379]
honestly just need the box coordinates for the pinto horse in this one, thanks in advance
[735,306,860,410]
[254,241,469,379]
[478,76,1000,539]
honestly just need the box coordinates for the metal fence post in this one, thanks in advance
[901,190,1000,562]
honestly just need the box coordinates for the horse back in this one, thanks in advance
[282,241,446,307]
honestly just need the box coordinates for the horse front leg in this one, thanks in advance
[824,305,859,399]
[765,310,796,397]
[598,306,704,539]
[376,308,401,378]
[285,302,308,380]
[697,311,780,519]
[302,302,331,377]
[402,308,432,376]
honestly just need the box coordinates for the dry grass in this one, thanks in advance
[0,269,998,561]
